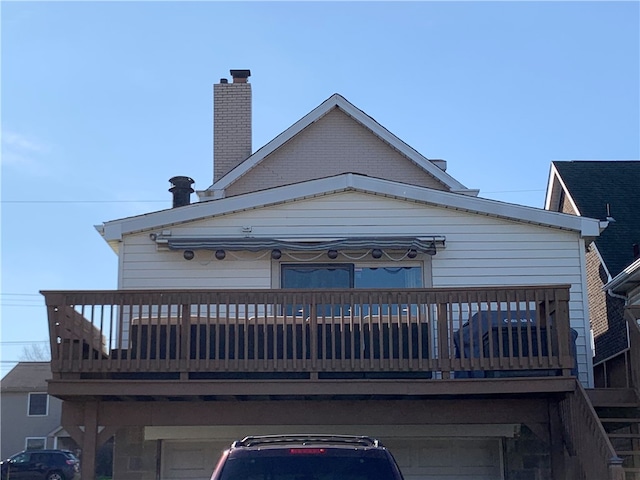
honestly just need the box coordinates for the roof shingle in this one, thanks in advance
[553,160,640,277]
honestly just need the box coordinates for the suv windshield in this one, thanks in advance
[219,449,397,480]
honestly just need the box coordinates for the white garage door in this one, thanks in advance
[384,438,503,480]
[162,440,229,480]
[162,437,502,480]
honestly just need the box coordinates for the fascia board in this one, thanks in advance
[210,94,471,194]
[545,163,581,215]
[333,96,469,192]
[352,174,600,236]
[543,163,558,210]
[102,173,601,241]
[101,175,355,240]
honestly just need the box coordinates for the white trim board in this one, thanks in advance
[201,94,472,197]
[99,173,604,244]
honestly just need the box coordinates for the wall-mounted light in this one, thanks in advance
[149,233,158,241]
[407,249,418,259]
[327,249,339,259]
[183,250,195,260]
[215,249,226,260]
[371,249,383,259]
[271,249,282,260]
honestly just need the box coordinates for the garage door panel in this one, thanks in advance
[383,438,502,480]
[163,440,228,480]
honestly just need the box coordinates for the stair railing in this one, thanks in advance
[559,379,624,480]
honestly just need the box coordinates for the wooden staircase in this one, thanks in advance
[588,388,640,480]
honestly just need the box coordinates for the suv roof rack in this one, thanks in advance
[232,434,380,448]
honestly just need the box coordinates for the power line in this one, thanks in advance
[0,302,46,308]
[0,293,42,296]
[2,200,166,204]
[0,188,548,205]
[0,294,48,307]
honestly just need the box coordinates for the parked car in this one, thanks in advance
[0,450,80,480]
[210,435,404,480]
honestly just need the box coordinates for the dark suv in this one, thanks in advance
[0,450,80,480]
[210,435,404,480]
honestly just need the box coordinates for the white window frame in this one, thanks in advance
[273,257,429,288]
[27,392,49,417]
[25,437,47,450]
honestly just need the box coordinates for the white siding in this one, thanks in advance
[119,191,591,384]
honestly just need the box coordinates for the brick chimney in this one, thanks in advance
[213,69,252,183]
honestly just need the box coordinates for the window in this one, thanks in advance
[219,454,396,480]
[281,264,354,289]
[28,393,49,416]
[354,266,423,288]
[12,452,31,463]
[25,437,46,450]
[281,263,423,316]
[281,264,422,289]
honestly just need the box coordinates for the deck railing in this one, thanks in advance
[559,381,624,480]
[42,285,576,379]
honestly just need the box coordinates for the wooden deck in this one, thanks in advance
[42,285,578,399]
[41,285,631,480]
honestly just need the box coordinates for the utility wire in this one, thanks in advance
[2,200,166,204]
[1,189,546,204]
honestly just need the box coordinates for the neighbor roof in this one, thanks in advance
[605,258,640,296]
[1,362,51,392]
[551,160,640,278]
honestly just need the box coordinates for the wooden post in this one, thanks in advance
[81,402,98,480]
[437,301,450,379]
[548,402,568,480]
[608,456,624,480]
[180,303,191,364]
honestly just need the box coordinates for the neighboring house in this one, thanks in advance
[0,362,76,458]
[43,70,632,480]
[606,258,640,320]
[545,161,640,386]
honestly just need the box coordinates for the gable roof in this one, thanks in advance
[1,362,51,392]
[547,160,640,278]
[99,173,603,248]
[198,94,477,199]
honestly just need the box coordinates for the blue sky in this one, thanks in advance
[1,1,639,377]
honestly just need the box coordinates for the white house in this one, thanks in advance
[41,69,629,480]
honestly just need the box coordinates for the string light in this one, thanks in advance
[185,248,424,264]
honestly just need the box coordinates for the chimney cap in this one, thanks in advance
[169,176,195,186]
[230,69,251,78]
[230,69,251,83]
[169,176,195,208]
